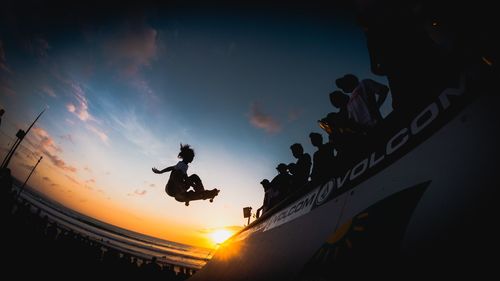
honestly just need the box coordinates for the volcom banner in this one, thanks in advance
[263,190,319,231]
[261,82,465,233]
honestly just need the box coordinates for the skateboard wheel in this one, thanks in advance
[209,199,213,202]
[185,202,189,206]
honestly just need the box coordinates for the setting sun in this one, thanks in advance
[210,229,234,245]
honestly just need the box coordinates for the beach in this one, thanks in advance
[1,169,210,279]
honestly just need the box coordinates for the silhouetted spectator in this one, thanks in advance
[329,90,350,121]
[327,91,367,133]
[270,163,293,202]
[309,132,336,184]
[289,143,311,190]
[46,221,58,240]
[256,179,273,218]
[326,90,375,161]
[144,256,162,276]
[335,74,389,129]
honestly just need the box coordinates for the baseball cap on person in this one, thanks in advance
[335,74,358,90]
[276,163,288,171]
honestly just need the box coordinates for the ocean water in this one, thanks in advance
[17,185,212,270]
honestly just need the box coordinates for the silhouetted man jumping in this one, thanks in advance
[152,144,219,205]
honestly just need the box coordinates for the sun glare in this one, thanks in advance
[210,229,233,245]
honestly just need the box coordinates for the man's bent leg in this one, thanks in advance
[188,174,205,192]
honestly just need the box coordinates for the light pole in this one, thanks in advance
[1,109,45,170]
[17,156,43,199]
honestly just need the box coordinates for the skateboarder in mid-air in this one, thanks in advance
[152,144,219,205]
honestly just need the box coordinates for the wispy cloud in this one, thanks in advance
[128,189,147,196]
[54,72,94,122]
[86,124,109,144]
[248,102,281,134]
[110,109,165,156]
[65,174,81,185]
[40,85,56,97]
[0,40,11,73]
[32,127,62,153]
[60,134,74,144]
[59,77,110,145]
[24,37,50,59]
[135,189,147,195]
[20,163,34,171]
[131,77,157,101]
[0,41,15,96]
[85,179,95,184]
[44,153,77,173]
[103,23,158,76]
[0,84,16,96]
[66,103,76,112]
[65,118,75,125]
[65,82,92,122]
[101,22,159,101]
[288,108,303,122]
[29,127,77,173]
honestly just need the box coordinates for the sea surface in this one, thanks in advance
[16,183,212,270]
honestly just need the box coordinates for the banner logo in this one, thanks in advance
[315,181,334,206]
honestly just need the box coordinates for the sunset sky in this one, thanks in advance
[0,1,391,248]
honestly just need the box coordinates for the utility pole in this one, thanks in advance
[17,156,43,199]
[1,109,45,169]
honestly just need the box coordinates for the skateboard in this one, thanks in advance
[176,188,220,206]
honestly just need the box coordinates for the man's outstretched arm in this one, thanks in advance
[256,206,264,219]
[152,166,174,174]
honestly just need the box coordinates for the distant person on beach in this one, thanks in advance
[288,143,311,190]
[144,256,162,275]
[335,74,389,129]
[152,144,206,201]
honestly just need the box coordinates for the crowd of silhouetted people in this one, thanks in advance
[255,63,488,219]
[256,73,391,218]
[252,0,499,220]
[0,168,196,280]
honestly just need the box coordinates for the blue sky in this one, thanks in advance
[0,2,391,247]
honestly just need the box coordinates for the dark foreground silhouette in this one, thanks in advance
[0,168,198,280]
